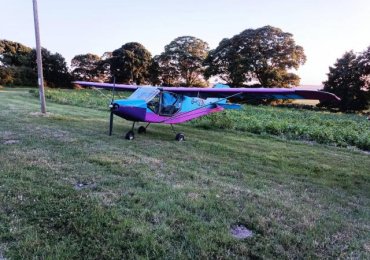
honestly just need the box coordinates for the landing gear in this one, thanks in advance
[108,103,120,136]
[125,130,135,140]
[175,133,185,142]
[138,126,146,134]
[137,123,150,134]
[124,123,150,140]
[124,123,185,141]
[125,122,136,140]
[171,124,185,141]
[109,110,114,136]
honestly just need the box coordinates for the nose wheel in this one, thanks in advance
[125,130,135,140]
[125,122,136,140]
[175,133,185,141]
[125,123,150,140]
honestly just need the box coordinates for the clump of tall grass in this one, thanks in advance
[193,106,370,150]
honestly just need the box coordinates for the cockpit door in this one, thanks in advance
[159,92,182,116]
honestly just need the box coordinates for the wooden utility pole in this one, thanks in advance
[32,0,46,113]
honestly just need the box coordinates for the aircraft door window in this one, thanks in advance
[159,92,182,116]
[147,93,160,114]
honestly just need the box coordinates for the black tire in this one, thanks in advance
[175,133,185,142]
[125,130,135,140]
[138,126,146,134]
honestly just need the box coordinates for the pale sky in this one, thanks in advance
[1,0,370,85]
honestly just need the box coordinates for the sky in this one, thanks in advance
[1,0,370,85]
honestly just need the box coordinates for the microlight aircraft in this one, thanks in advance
[74,81,339,141]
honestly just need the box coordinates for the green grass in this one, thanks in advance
[193,107,370,151]
[31,88,370,151]
[1,88,370,258]
[29,88,130,110]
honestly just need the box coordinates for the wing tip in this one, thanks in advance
[295,90,341,102]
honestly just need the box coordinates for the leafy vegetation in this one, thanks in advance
[1,88,369,258]
[29,88,128,110]
[0,40,71,88]
[154,36,209,86]
[204,26,306,87]
[320,48,370,111]
[193,106,370,150]
[109,42,153,84]
[71,53,102,81]
[31,88,370,151]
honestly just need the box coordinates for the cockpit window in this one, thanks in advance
[127,87,160,102]
[148,93,160,114]
[159,92,182,116]
[146,91,182,116]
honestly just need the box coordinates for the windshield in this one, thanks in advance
[127,87,160,102]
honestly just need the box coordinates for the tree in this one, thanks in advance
[148,57,161,86]
[29,48,71,88]
[204,26,306,87]
[0,40,36,86]
[71,53,101,81]
[94,52,113,83]
[0,66,15,85]
[357,46,370,87]
[0,66,37,86]
[320,50,370,111]
[108,42,152,84]
[156,36,209,87]
[152,54,179,86]
[1,40,71,87]
[0,39,32,67]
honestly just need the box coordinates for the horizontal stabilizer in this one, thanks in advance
[213,83,230,89]
[218,103,242,110]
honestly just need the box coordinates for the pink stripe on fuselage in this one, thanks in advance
[145,106,223,124]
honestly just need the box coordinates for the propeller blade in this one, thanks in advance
[109,110,114,136]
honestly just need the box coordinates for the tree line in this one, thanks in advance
[1,25,369,111]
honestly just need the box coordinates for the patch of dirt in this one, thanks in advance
[0,131,15,139]
[230,224,253,239]
[74,182,97,191]
[0,131,20,145]
[187,192,199,200]
[29,112,52,117]
[3,140,19,145]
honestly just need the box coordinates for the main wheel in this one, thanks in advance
[175,133,185,142]
[125,130,135,140]
[137,126,146,134]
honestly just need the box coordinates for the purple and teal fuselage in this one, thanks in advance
[111,95,233,124]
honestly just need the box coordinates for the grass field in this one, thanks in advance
[1,88,370,258]
[31,88,370,151]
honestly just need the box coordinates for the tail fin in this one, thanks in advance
[207,84,241,110]
[213,83,230,89]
